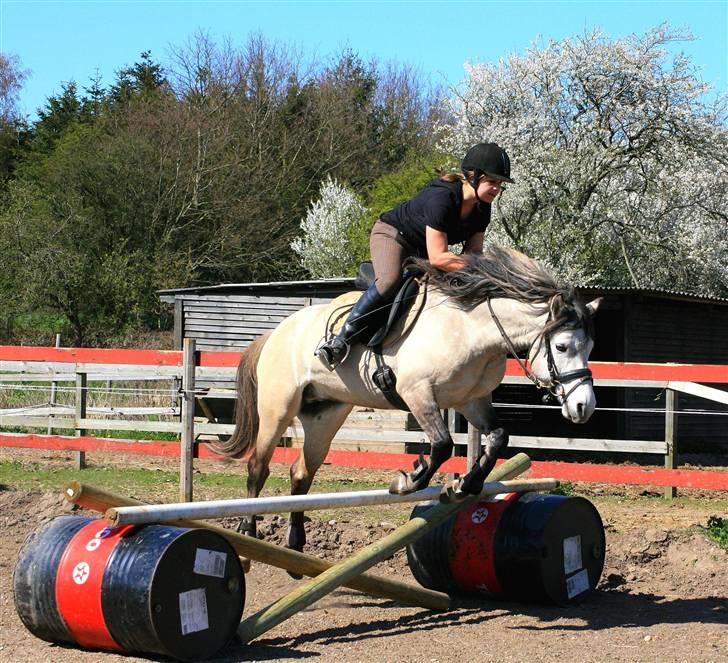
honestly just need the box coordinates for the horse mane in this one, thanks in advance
[407,245,593,338]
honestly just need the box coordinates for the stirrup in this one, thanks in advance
[315,338,351,371]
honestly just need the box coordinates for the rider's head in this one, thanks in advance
[461,143,514,203]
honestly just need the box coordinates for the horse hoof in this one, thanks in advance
[388,471,414,495]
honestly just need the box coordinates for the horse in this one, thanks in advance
[212,245,601,558]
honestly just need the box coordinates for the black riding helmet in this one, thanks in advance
[461,142,515,184]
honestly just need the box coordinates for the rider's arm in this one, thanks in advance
[425,226,468,271]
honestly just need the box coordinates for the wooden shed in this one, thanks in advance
[159,281,728,451]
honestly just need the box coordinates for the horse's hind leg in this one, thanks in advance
[287,401,353,569]
[237,387,302,539]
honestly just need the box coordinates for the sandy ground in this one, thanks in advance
[1,453,727,663]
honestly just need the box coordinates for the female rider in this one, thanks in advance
[316,142,514,370]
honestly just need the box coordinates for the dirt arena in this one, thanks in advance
[1,455,726,663]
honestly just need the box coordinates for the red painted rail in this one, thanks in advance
[2,346,728,381]
[1,434,726,491]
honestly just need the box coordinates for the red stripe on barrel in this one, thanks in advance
[54,520,134,651]
[450,493,519,595]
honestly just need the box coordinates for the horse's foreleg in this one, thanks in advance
[389,394,453,495]
[454,396,509,497]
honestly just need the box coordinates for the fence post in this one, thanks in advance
[74,369,87,470]
[47,333,61,435]
[180,338,196,502]
[664,388,678,500]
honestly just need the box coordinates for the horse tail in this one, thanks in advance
[211,333,270,459]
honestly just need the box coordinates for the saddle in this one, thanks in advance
[353,262,421,411]
[353,262,420,349]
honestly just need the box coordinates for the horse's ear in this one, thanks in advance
[585,297,603,317]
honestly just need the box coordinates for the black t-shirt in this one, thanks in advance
[380,179,491,256]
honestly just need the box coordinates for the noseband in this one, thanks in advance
[486,298,593,404]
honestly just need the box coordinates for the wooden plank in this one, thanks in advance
[185,311,292,323]
[668,381,728,405]
[588,361,728,384]
[77,419,182,433]
[0,346,183,366]
[185,324,280,335]
[181,294,310,305]
[507,435,667,455]
[0,373,177,383]
[1,406,179,416]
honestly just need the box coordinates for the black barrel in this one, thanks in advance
[407,492,605,605]
[14,516,245,661]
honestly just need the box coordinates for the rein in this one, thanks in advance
[486,297,593,404]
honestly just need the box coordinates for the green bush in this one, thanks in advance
[706,515,728,551]
[347,150,457,266]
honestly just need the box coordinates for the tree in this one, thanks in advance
[0,52,29,181]
[291,176,367,278]
[440,25,728,295]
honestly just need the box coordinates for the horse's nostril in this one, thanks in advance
[577,402,585,418]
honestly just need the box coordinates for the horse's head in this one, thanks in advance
[528,296,602,424]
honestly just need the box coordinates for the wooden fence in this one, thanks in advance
[1,343,727,499]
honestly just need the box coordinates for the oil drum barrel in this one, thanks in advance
[14,515,245,661]
[407,492,605,605]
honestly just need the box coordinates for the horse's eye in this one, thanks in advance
[555,343,568,353]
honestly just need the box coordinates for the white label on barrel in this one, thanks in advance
[563,535,582,575]
[193,548,227,578]
[179,588,209,635]
[566,569,590,599]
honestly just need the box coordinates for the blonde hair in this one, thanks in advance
[439,169,477,183]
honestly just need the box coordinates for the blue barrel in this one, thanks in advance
[407,492,605,605]
[14,516,245,661]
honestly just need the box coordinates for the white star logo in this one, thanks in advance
[73,562,90,585]
[471,508,489,524]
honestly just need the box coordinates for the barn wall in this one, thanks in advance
[624,296,728,449]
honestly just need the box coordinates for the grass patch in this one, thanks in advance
[705,516,728,551]
[550,481,575,496]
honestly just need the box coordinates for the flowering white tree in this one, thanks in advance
[440,26,728,295]
[291,176,368,278]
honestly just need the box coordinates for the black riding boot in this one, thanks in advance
[316,285,390,370]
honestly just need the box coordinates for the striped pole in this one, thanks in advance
[105,477,558,526]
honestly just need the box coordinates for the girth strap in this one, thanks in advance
[371,352,410,411]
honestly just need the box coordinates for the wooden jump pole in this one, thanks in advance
[104,477,558,526]
[63,481,449,611]
[237,452,533,644]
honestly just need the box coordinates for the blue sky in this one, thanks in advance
[1,0,726,120]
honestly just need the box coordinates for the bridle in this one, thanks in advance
[486,297,593,405]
